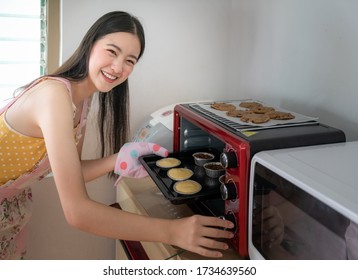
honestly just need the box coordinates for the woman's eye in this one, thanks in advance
[108,49,117,56]
[127,60,136,65]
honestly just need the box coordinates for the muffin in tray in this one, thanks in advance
[203,162,225,178]
[167,168,193,181]
[192,152,215,167]
[174,180,202,195]
[156,157,181,170]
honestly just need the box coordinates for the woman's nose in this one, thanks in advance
[111,59,123,74]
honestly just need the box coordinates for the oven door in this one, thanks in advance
[248,158,351,260]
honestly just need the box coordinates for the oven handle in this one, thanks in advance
[110,203,149,260]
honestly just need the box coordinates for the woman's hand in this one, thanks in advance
[115,142,168,181]
[168,215,235,258]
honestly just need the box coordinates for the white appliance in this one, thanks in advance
[132,104,175,152]
[248,141,358,260]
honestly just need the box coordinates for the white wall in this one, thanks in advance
[227,0,358,141]
[61,0,232,135]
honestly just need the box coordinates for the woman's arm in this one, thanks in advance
[80,155,117,182]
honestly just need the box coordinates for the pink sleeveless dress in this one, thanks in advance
[0,77,89,259]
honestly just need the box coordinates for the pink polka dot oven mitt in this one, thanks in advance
[114,142,168,184]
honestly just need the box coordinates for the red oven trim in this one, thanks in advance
[173,109,181,152]
[110,203,149,260]
[223,141,250,256]
[174,105,247,151]
[173,104,251,257]
[120,240,150,260]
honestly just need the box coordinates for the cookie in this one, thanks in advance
[211,102,236,111]
[240,113,270,124]
[266,111,295,120]
[253,106,275,114]
[239,101,263,109]
[226,109,253,117]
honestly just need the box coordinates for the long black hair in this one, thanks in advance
[51,11,145,177]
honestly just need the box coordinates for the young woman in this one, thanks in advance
[0,11,234,260]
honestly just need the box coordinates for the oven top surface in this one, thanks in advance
[176,100,345,153]
[253,141,358,223]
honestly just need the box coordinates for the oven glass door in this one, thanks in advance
[250,162,352,260]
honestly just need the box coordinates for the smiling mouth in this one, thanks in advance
[101,70,118,81]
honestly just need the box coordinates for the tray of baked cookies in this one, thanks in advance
[193,99,319,128]
[139,148,224,204]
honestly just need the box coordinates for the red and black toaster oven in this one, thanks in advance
[169,100,346,257]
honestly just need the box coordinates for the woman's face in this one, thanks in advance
[88,32,141,92]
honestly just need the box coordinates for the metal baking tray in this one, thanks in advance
[139,149,222,204]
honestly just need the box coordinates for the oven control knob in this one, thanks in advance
[220,182,237,200]
[220,151,238,169]
[220,212,237,233]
